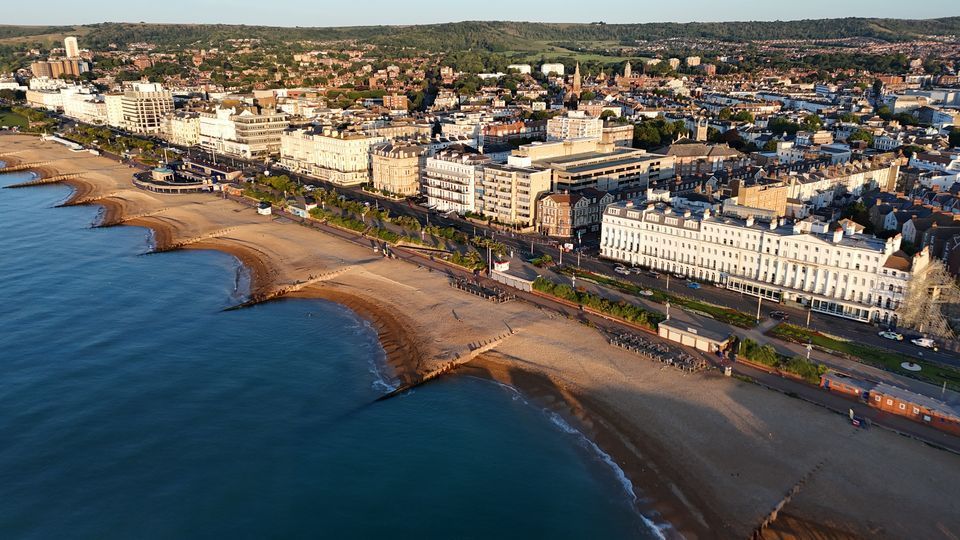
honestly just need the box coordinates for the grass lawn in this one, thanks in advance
[563,267,757,328]
[771,323,960,391]
[0,108,29,129]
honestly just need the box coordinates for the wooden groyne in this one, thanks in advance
[222,266,356,312]
[751,460,826,539]
[57,191,122,208]
[95,206,172,228]
[0,161,53,174]
[152,226,243,253]
[4,172,82,189]
[375,330,518,402]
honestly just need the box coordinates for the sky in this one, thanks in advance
[6,0,959,26]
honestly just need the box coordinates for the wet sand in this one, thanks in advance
[4,133,960,539]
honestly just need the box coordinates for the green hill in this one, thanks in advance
[4,17,960,52]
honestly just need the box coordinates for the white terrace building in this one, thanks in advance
[601,202,929,324]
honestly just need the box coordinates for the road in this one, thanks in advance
[227,193,960,453]
[53,117,960,368]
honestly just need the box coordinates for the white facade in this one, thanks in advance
[541,63,565,76]
[165,113,201,147]
[25,89,63,111]
[121,82,174,134]
[279,128,386,186]
[61,87,106,124]
[64,36,79,59]
[507,64,532,75]
[546,111,603,141]
[104,94,124,128]
[199,108,289,158]
[781,161,899,207]
[424,149,491,214]
[601,203,925,324]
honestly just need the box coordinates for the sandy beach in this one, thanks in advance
[4,133,960,539]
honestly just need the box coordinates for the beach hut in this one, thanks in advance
[257,201,273,216]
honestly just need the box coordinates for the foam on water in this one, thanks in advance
[485,378,671,539]
[0,167,655,539]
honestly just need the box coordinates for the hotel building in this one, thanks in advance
[280,128,386,186]
[601,202,928,324]
[370,142,427,197]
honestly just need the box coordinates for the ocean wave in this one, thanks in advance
[486,378,670,540]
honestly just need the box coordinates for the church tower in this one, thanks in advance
[694,117,709,142]
[572,62,582,97]
[623,61,632,79]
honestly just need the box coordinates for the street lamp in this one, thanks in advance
[756,295,763,324]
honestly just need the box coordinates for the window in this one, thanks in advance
[886,399,893,406]
[899,403,906,410]
[913,407,920,415]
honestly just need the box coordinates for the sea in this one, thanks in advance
[0,169,662,539]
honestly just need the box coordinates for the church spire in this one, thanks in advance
[572,62,582,97]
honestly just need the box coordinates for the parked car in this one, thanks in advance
[686,282,701,290]
[638,290,654,297]
[878,331,904,341]
[770,311,789,321]
[646,271,661,279]
[629,267,643,274]
[614,266,631,276]
[911,338,939,351]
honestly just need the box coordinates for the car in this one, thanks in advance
[686,282,701,290]
[911,338,939,351]
[638,289,654,297]
[878,331,904,341]
[770,311,789,321]
[629,266,643,274]
[646,271,661,279]
[614,266,631,276]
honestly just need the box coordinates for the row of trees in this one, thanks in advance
[532,277,662,329]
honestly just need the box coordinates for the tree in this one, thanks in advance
[718,107,732,120]
[876,106,893,121]
[633,123,662,148]
[762,139,779,152]
[579,90,596,101]
[842,201,873,233]
[848,129,875,146]
[948,128,960,148]
[800,114,823,131]
[599,110,618,121]
[838,112,861,124]
[768,117,800,136]
[731,110,754,123]
[898,258,959,339]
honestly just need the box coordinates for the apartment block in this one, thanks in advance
[423,146,491,214]
[120,82,174,134]
[481,158,552,230]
